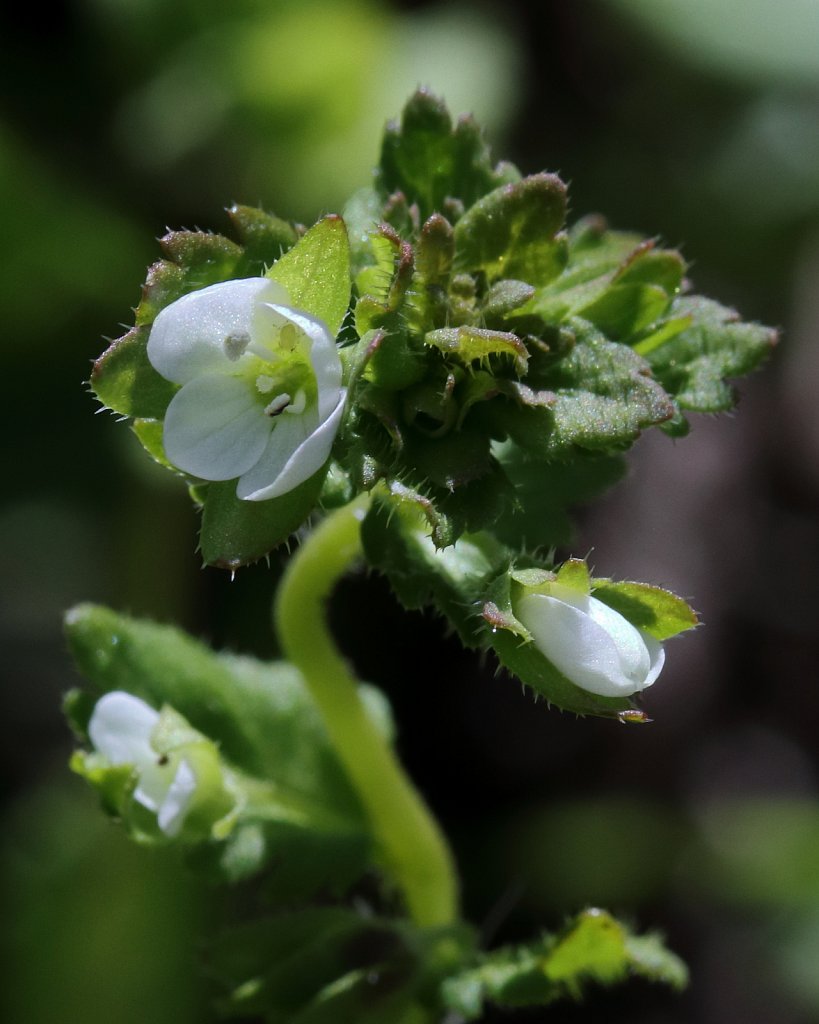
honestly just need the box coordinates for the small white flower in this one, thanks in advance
[516,583,665,697]
[147,278,346,501]
[88,691,196,837]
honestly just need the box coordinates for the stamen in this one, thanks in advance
[256,374,276,394]
[284,389,307,415]
[223,330,251,361]
[264,393,291,417]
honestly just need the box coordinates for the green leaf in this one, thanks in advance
[209,910,472,1024]
[496,319,674,457]
[442,909,687,1019]
[378,90,519,222]
[227,204,299,268]
[425,325,529,375]
[64,604,393,891]
[591,580,699,640]
[493,444,627,550]
[91,326,178,418]
[267,215,352,335]
[453,173,568,286]
[199,469,326,570]
[644,295,778,412]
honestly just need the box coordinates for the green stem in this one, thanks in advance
[274,493,459,928]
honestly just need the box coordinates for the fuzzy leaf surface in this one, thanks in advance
[378,90,519,221]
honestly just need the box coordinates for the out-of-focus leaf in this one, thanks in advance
[442,908,687,1019]
[378,90,520,222]
[453,173,568,286]
[644,295,778,412]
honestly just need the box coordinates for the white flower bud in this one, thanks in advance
[515,583,665,697]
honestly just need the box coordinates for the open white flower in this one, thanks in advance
[147,278,346,501]
[515,583,665,697]
[88,691,196,837]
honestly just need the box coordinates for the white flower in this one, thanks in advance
[88,691,196,837]
[515,583,665,697]
[147,278,346,501]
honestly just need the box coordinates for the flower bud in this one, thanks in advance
[514,582,665,698]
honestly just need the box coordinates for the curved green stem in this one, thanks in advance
[274,493,459,928]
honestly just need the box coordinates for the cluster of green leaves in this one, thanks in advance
[339,90,775,559]
[89,90,774,573]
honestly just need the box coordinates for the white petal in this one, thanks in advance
[517,593,639,697]
[88,691,158,768]
[147,278,289,384]
[586,596,652,683]
[163,374,272,481]
[236,391,346,501]
[157,759,197,837]
[640,632,666,689]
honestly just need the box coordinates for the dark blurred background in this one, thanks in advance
[3,1,819,1021]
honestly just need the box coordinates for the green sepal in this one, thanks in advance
[643,295,778,413]
[442,909,686,1019]
[453,173,568,287]
[226,204,299,266]
[135,230,243,328]
[91,326,178,419]
[481,570,638,718]
[425,325,528,376]
[266,215,352,335]
[199,467,326,570]
[591,580,699,640]
[377,89,520,222]
[64,604,393,893]
[132,418,172,468]
[482,279,536,325]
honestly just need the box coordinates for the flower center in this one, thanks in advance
[243,323,317,419]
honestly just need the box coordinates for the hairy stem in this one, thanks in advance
[274,493,459,927]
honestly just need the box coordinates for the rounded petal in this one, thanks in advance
[88,691,158,768]
[516,592,644,697]
[157,759,197,837]
[163,374,272,481]
[641,632,666,689]
[586,596,652,683]
[236,390,346,501]
[147,278,289,384]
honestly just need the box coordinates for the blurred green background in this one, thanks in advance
[3,1,819,1021]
